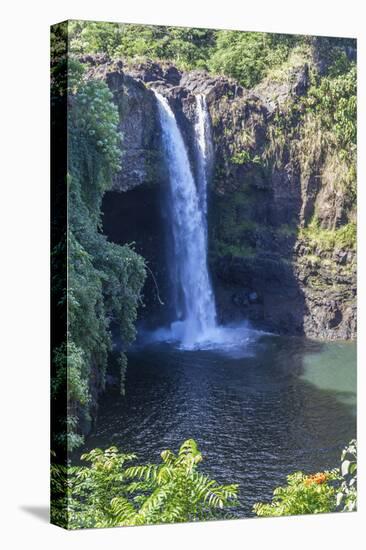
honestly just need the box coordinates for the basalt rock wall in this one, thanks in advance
[85,56,356,339]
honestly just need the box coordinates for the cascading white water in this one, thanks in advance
[154,91,217,348]
[195,94,214,219]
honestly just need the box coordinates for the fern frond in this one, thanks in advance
[125,481,153,494]
[137,485,171,518]
[110,496,137,523]
[125,464,159,481]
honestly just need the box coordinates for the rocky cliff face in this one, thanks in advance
[85,56,356,340]
[83,57,165,191]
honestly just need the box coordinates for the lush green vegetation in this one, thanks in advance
[254,440,357,517]
[51,438,357,527]
[51,439,238,528]
[68,22,299,87]
[306,63,356,151]
[67,22,346,88]
[69,21,216,70]
[300,219,356,252]
[231,150,261,166]
[254,470,340,517]
[51,40,146,450]
[209,31,299,88]
[304,60,357,207]
[337,439,357,511]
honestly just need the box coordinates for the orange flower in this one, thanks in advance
[304,472,328,486]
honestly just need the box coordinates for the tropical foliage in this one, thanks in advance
[51,33,146,450]
[305,60,356,205]
[67,21,355,91]
[68,21,216,70]
[306,63,356,151]
[336,439,357,512]
[51,439,238,528]
[253,470,340,517]
[208,31,298,88]
[254,439,357,517]
[52,438,357,527]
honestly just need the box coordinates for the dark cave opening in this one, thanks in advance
[101,185,171,329]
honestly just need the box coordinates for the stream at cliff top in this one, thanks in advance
[83,334,356,517]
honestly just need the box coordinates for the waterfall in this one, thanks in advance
[195,94,214,219]
[154,91,217,348]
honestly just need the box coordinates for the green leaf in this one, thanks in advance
[341,460,351,477]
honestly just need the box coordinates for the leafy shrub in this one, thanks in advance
[254,439,357,517]
[51,439,238,528]
[253,470,339,517]
[51,60,146,450]
[72,80,121,173]
[69,21,216,70]
[209,31,299,88]
[51,342,90,451]
[231,150,262,166]
[306,64,356,151]
[336,439,357,511]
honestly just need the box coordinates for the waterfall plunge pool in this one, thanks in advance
[137,321,266,356]
[82,332,356,518]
